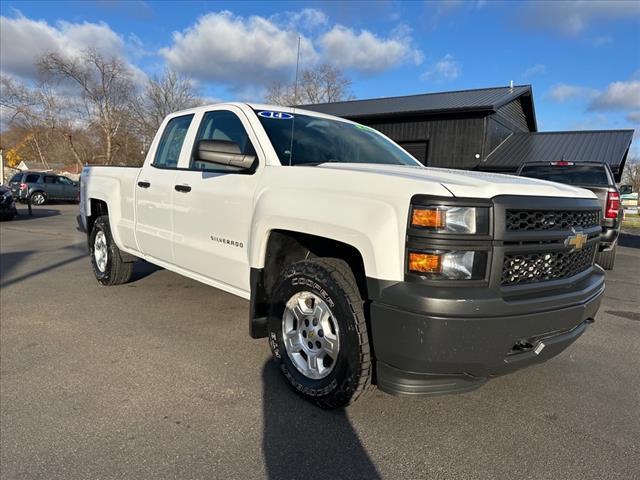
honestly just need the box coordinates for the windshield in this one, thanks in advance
[255,111,420,167]
[519,165,610,187]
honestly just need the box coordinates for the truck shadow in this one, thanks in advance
[129,260,164,283]
[261,361,381,480]
[618,232,640,249]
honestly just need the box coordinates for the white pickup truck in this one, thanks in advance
[80,103,605,408]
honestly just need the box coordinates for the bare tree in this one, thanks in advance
[622,156,640,193]
[0,75,55,168]
[39,50,134,165]
[265,64,354,106]
[130,69,201,147]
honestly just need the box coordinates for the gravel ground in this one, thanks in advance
[1,204,639,480]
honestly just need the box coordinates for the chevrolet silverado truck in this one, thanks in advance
[79,103,605,409]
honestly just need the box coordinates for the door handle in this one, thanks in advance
[137,181,151,188]
[174,184,192,193]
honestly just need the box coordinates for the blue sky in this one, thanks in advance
[1,1,639,153]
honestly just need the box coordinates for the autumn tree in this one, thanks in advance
[39,49,135,165]
[265,64,354,106]
[0,75,57,168]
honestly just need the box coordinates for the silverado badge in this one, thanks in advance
[565,229,587,251]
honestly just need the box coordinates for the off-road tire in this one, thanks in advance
[597,244,617,270]
[89,215,134,285]
[267,258,373,409]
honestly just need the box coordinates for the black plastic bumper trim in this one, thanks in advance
[376,362,486,397]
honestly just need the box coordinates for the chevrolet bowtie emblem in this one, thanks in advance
[566,229,587,250]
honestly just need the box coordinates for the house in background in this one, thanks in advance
[302,85,634,182]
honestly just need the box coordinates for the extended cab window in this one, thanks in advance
[191,110,255,171]
[153,114,194,168]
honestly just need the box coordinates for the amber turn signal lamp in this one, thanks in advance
[411,207,445,229]
[408,252,442,273]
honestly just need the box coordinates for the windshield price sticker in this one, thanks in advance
[354,124,375,132]
[258,111,293,120]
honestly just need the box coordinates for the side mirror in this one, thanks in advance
[196,139,256,170]
[619,185,632,195]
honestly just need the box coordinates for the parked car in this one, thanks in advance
[516,161,621,270]
[9,171,79,205]
[0,185,18,220]
[619,184,638,214]
[80,103,604,409]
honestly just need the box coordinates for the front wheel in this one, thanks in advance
[89,215,134,285]
[267,258,373,409]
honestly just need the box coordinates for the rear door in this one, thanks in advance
[9,173,23,197]
[135,113,195,265]
[172,107,262,293]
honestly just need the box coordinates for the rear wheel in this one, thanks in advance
[267,258,373,409]
[89,215,134,285]
[597,244,617,270]
[30,191,46,205]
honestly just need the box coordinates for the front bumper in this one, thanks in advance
[367,267,605,396]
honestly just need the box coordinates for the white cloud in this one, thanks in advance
[160,11,423,87]
[521,63,546,78]
[160,11,318,88]
[627,111,640,124]
[421,54,461,82]
[589,80,640,111]
[318,25,423,74]
[0,15,125,80]
[521,0,640,36]
[546,83,599,102]
[272,8,328,30]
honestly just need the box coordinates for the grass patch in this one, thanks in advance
[623,214,640,229]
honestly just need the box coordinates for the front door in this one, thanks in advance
[135,113,194,265]
[57,176,78,200]
[172,108,261,293]
[42,175,64,200]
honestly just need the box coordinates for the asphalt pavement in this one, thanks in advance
[1,204,639,480]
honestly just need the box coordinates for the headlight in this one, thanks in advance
[408,250,487,280]
[410,206,489,234]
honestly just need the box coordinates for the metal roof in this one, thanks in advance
[481,130,634,180]
[300,85,533,118]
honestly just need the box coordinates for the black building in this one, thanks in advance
[302,85,634,181]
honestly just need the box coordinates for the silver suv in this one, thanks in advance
[9,171,79,205]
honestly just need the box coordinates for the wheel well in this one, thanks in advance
[263,230,368,300]
[87,199,108,235]
[249,229,369,339]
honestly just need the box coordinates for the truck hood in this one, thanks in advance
[316,163,596,199]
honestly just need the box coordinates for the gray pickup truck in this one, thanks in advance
[517,161,622,269]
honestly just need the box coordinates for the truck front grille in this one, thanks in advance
[501,244,596,286]
[506,209,600,232]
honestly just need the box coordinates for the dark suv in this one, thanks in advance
[9,171,79,205]
[516,161,621,269]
